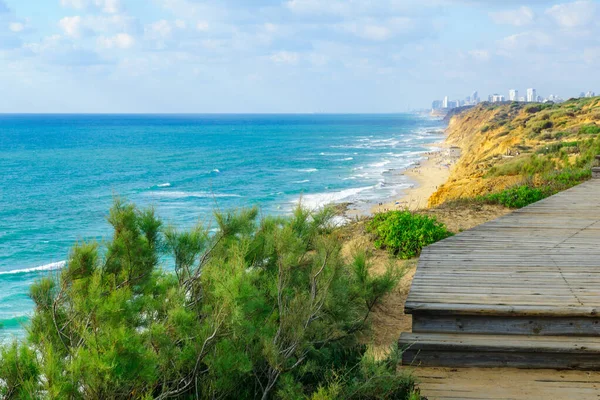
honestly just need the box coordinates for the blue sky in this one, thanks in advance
[0,0,599,112]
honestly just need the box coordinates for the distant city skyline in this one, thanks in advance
[430,86,596,111]
[1,0,600,113]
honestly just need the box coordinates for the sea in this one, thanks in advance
[0,113,445,339]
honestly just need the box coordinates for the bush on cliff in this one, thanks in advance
[481,185,548,209]
[0,200,417,400]
[368,211,453,259]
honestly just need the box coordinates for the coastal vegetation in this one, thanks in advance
[429,96,600,208]
[367,211,453,259]
[0,200,419,400]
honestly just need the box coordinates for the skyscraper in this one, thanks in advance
[509,89,518,101]
[472,91,479,104]
[443,96,449,108]
[527,88,536,103]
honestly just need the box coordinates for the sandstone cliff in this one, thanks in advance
[429,97,600,206]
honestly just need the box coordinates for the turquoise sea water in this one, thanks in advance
[0,114,444,338]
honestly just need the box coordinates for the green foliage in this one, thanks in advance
[0,342,40,399]
[368,211,453,259]
[535,141,579,155]
[487,153,556,177]
[480,185,548,208]
[529,120,553,135]
[524,104,542,114]
[578,124,600,135]
[0,200,417,400]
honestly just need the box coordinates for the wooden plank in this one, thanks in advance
[404,367,600,400]
[405,179,600,315]
[412,315,600,336]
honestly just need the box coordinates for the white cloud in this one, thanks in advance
[147,20,172,38]
[59,16,83,38]
[497,31,553,53]
[337,17,416,41]
[58,14,134,38]
[286,0,348,16]
[60,0,121,14]
[546,0,597,29]
[468,49,490,62]
[60,0,86,10]
[196,21,209,32]
[489,6,534,26]
[97,33,135,49]
[270,51,299,65]
[9,22,25,32]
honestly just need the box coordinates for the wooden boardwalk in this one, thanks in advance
[403,367,600,400]
[400,179,600,371]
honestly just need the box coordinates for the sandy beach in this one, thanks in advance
[371,143,461,213]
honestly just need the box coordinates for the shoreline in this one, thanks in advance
[371,143,460,213]
[342,133,460,217]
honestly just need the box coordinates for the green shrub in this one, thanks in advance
[0,200,418,400]
[529,120,553,135]
[536,141,579,155]
[524,105,541,114]
[578,124,600,135]
[368,211,453,259]
[481,185,548,208]
[487,154,556,177]
[544,168,591,191]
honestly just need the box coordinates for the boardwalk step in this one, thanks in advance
[400,332,600,369]
[412,314,600,336]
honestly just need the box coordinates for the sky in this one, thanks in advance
[0,0,599,113]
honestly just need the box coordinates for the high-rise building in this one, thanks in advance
[580,92,586,98]
[527,88,536,102]
[509,89,518,101]
[472,91,479,104]
[443,96,449,108]
[519,96,526,102]
[432,100,443,110]
[586,91,596,98]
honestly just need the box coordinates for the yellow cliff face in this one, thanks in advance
[429,98,600,206]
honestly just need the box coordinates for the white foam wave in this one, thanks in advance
[295,186,373,210]
[0,261,65,276]
[293,180,310,184]
[145,191,241,199]
[298,168,318,173]
[212,169,220,173]
[157,183,171,188]
[369,160,391,168]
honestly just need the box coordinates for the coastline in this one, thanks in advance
[370,142,461,214]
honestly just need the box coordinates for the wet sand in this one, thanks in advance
[371,144,460,213]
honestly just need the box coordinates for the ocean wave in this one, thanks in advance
[0,314,30,329]
[145,191,241,199]
[336,157,353,161]
[157,183,171,188]
[298,168,318,173]
[293,180,310,184]
[0,261,65,276]
[295,186,373,210]
[212,169,220,173]
[369,160,391,168]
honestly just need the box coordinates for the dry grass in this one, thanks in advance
[339,202,510,359]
